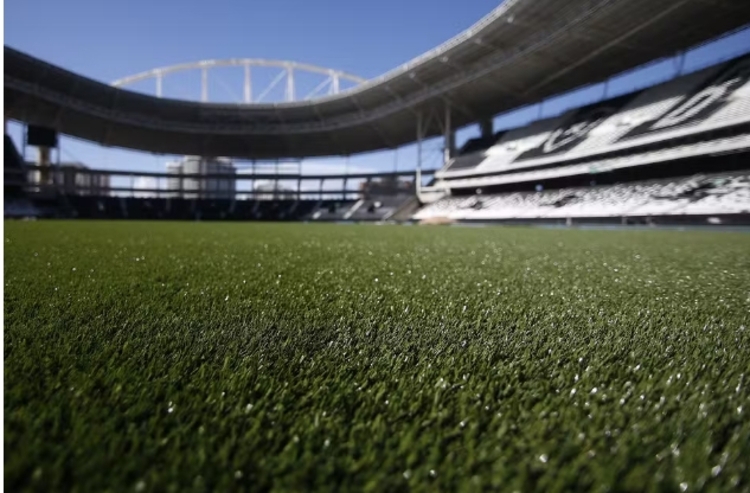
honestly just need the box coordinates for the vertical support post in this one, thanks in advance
[250,159,255,200]
[332,74,340,94]
[343,155,349,201]
[244,63,252,103]
[201,68,208,103]
[479,118,493,140]
[53,149,59,188]
[297,178,302,202]
[286,67,295,102]
[156,72,163,98]
[274,159,279,200]
[416,113,423,172]
[55,138,61,193]
[443,104,454,167]
[416,112,423,199]
[319,179,324,201]
[22,124,28,162]
[675,51,686,77]
[38,147,50,186]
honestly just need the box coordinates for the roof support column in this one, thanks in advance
[244,64,252,103]
[674,51,686,77]
[286,67,295,102]
[274,159,279,200]
[22,124,28,164]
[443,104,455,167]
[479,118,493,140]
[343,155,349,201]
[37,146,51,186]
[201,68,209,102]
[416,112,425,200]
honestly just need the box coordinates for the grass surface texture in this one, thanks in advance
[4,221,750,492]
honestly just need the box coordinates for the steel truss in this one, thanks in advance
[111,59,367,103]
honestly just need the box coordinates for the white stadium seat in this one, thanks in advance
[417,54,750,223]
[414,172,750,221]
[436,55,750,180]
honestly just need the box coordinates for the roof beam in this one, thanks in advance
[350,96,398,149]
[524,0,695,95]
[408,74,479,122]
[312,104,348,154]
[383,85,421,118]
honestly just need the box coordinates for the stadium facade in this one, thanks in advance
[4,0,750,225]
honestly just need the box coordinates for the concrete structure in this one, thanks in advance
[253,182,296,200]
[165,157,236,199]
[26,162,111,196]
[360,176,415,197]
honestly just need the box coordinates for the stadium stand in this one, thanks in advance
[416,53,750,226]
[4,135,26,196]
[437,54,750,179]
[445,133,505,171]
[307,201,358,221]
[61,198,337,222]
[5,53,750,227]
[4,134,42,219]
[347,194,413,221]
[414,172,750,224]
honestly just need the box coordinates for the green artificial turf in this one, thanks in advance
[4,221,750,492]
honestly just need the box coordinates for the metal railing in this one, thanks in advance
[5,164,432,201]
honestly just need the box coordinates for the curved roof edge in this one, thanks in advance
[5,0,750,159]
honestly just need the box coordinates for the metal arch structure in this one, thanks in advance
[111,59,368,103]
[5,0,750,160]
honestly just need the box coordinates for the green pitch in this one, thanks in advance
[4,221,750,492]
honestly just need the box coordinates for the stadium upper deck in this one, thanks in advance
[5,0,750,158]
[427,54,750,188]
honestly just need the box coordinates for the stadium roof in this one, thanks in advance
[5,0,750,159]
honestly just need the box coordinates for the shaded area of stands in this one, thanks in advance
[3,132,416,222]
[347,195,413,221]
[5,192,413,223]
[36,198,325,222]
[4,134,43,218]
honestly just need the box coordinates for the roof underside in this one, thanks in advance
[5,0,750,158]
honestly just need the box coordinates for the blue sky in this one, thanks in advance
[5,0,750,189]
